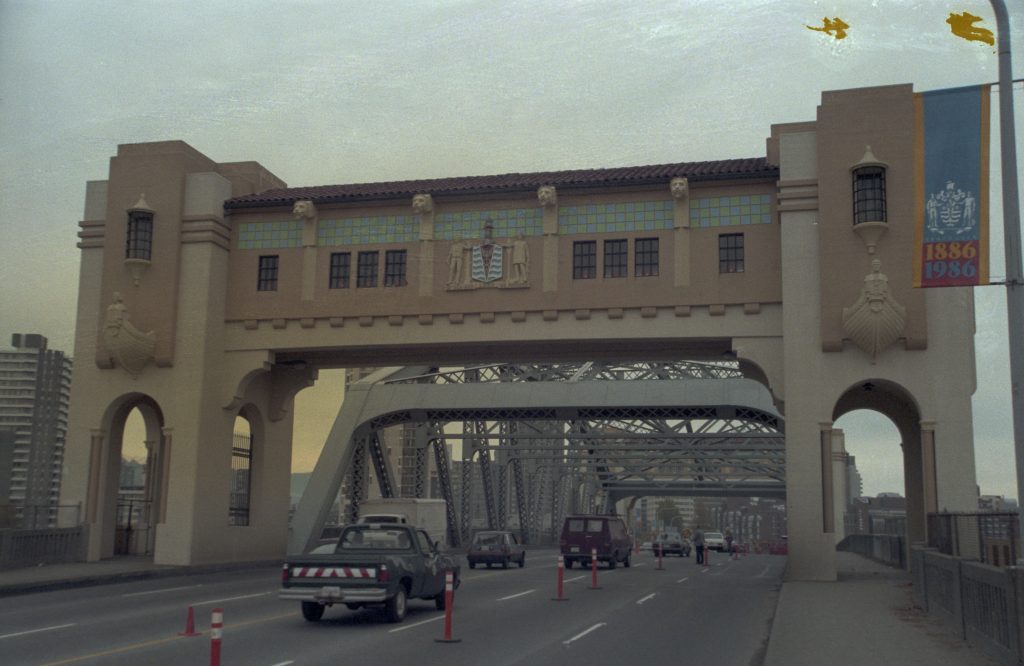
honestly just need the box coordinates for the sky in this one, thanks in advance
[1,0,1021,499]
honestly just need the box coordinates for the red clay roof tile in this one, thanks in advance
[225,157,776,210]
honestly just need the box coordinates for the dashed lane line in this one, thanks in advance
[636,593,657,605]
[0,623,76,640]
[498,589,536,601]
[388,615,444,633]
[563,623,606,646]
[192,592,271,606]
[122,584,203,597]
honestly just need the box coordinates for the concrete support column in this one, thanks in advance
[85,429,105,526]
[820,423,834,534]
[921,422,939,515]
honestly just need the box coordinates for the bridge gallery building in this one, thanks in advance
[63,84,979,581]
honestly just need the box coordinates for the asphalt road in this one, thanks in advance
[0,549,784,666]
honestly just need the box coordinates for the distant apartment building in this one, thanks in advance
[0,334,73,527]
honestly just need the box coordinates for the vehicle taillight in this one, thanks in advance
[281,564,290,584]
[378,564,390,583]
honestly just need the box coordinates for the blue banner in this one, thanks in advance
[914,85,990,287]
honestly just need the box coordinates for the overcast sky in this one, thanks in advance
[1,0,1021,498]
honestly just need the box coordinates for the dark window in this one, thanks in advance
[329,252,351,289]
[357,251,378,287]
[604,239,627,278]
[635,238,659,276]
[384,250,407,287]
[573,241,597,279]
[257,255,278,291]
[719,234,744,273]
[126,211,153,261]
[853,166,886,224]
[229,431,252,527]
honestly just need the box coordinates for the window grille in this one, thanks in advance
[229,431,252,526]
[126,211,153,261]
[357,251,379,288]
[635,238,659,277]
[329,252,351,289]
[257,255,278,291]
[573,241,596,279]
[853,166,886,224]
[719,234,744,273]
[384,250,407,287]
[604,239,627,278]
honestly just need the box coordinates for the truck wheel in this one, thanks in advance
[518,553,526,568]
[301,602,325,622]
[385,586,407,623]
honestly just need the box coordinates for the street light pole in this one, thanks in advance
[988,0,1024,560]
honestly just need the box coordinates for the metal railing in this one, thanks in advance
[0,503,81,529]
[928,511,1019,566]
[836,534,906,569]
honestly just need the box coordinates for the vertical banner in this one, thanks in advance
[913,85,990,288]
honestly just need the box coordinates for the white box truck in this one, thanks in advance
[357,498,449,548]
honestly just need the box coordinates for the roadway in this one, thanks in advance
[0,548,783,665]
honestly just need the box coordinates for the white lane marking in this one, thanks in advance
[565,575,585,583]
[676,577,689,584]
[636,593,657,605]
[0,623,76,640]
[192,592,270,606]
[758,565,772,578]
[498,589,536,601]
[632,562,647,568]
[700,567,710,573]
[563,622,607,645]
[122,584,202,597]
[388,615,444,633]
[269,662,295,666]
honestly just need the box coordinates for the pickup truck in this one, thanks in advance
[279,523,460,623]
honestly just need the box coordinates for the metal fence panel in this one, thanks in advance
[961,561,1017,665]
[929,512,1018,565]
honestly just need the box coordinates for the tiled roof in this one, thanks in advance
[225,157,776,209]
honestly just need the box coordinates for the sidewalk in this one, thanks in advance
[0,551,1002,664]
[0,556,278,597]
[764,551,999,665]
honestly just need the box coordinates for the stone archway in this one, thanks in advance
[90,393,168,560]
[832,379,926,556]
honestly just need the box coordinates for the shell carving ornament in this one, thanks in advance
[841,259,906,363]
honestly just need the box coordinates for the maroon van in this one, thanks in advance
[559,515,632,569]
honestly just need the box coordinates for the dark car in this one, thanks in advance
[467,530,526,569]
[652,532,691,557]
[560,515,632,569]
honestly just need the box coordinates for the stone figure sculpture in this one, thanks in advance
[102,292,156,377]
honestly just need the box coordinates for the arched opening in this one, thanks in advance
[230,411,254,527]
[833,410,905,543]
[99,394,167,560]
[832,379,924,568]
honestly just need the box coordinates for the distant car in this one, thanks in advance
[467,530,526,569]
[652,532,690,557]
[704,531,726,551]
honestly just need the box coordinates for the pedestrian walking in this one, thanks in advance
[725,530,734,555]
[692,525,705,565]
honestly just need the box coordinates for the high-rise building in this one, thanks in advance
[0,334,72,527]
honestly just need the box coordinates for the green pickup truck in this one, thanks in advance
[279,523,460,623]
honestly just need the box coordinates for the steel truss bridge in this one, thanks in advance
[291,361,786,554]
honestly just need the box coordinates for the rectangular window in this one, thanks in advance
[357,251,379,287]
[257,255,278,291]
[635,238,659,277]
[719,233,745,273]
[229,431,251,527]
[604,239,627,278]
[384,250,407,287]
[573,241,596,279]
[329,252,351,289]
[126,211,153,261]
